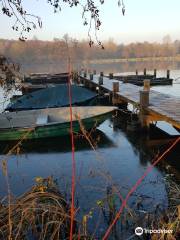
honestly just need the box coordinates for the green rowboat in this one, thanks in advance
[0,106,116,141]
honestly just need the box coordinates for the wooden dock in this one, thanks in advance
[106,69,173,86]
[112,75,173,86]
[78,73,180,130]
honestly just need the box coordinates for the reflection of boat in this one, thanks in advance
[0,129,114,153]
[6,84,97,111]
[0,106,116,141]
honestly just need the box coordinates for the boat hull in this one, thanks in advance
[0,111,110,141]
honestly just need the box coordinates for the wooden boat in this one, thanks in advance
[21,83,56,94]
[6,84,97,111]
[0,106,116,141]
[24,72,68,84]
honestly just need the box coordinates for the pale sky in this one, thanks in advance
[0,0,180,43]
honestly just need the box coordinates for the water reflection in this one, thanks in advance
[0,118,170,239]
[0,66,179,238]
[111,114,180,171]
[0,129,114,154]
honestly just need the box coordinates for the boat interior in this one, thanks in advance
[0,107,116,129]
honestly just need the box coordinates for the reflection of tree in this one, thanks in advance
[0,38,180,74]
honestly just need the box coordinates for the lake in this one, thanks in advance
[0,67,179,239]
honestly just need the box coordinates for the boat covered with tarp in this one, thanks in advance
[6,84,97,111]
[0,106,116,140]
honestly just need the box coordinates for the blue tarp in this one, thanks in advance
[7,84,97,111]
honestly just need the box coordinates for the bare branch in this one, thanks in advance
[0,0,125,45]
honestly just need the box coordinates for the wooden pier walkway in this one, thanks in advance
[79,73,180,130]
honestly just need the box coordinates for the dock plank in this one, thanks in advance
[80,74,180,128]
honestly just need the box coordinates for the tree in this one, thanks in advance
[0,1,126,83]
[163,34,172,45]
[0,0,125,46]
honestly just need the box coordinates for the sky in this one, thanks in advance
[0,0,180,43]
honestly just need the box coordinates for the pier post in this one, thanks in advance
[140,90,149,107]
[167,69,170,79]
[99,76,103,85]
[90,74,93,80]
[83,71,87,78]
[143,79,150,91]
[113,82,119,93]
[77,77,81,85]
[154,69,157,78]
[98,76,103,95]
[109,73,114,79]
[136,70,138,75]
[139,90,150,129]
[100,71,104,77]
[144,68,147,76]
[112,82,119,105]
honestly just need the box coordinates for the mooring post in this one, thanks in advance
[144,68,147,76]
[99,76,103,85]
[90,73,93,80]
[88,74,93,89]
[139,90,150,129]
[140,90,149,108]
[98,76,103,95]
[109,73,114,79]
[136,70,138,75]
[154,69,157,78]
[113,82,119,93]
[112,82,119,105]
[100,71,104,77]
[167,69,170,79]
[143,79,150,91]
[83,71,87,78]
[73,71,78,84]
[77,76,81,85]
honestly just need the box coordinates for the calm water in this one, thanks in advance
[0,68,179,239]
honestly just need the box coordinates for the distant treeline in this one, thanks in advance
[0,38,180,72]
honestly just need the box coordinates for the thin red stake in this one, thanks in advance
[102,136,180,240]
[67,57,76,240]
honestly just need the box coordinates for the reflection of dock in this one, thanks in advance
[112,115,180,168]
[79,72,180,130]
